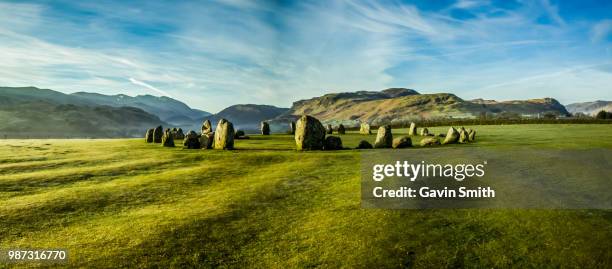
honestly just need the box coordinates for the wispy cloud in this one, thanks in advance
[591,19,612,42]
[129,78,172,97]
[0,0,610,111]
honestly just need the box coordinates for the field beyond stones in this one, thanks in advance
[1,124,611,268]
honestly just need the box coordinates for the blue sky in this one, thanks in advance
[0,0,610,112]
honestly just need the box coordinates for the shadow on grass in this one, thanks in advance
[95,162,331,268]
[0,156,290,243]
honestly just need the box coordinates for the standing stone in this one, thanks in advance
[420,128,429,136]
[200,132,215,149]
[234,130,245,139]
[374,125,393,148]
[459,128,468,143]
[323,136,343,150]
[326,124,333,134]
[295,115,326,150]
[442,127,460,144]
[261,121,270,135]
[153,125,163,143]
[174,128,185,140]
[420,137,440,146]
[337,124,346,134]
[213,119,235,150]
[201,132,214,149]
[145,128,154,143]
[201,120,213,134]
[392,136,412,148]
[289,121,296,135]
[408,122,417,136]
[468,129,476,142]
[360,123,371,134]
[183,131,201,149]
[162,129,175,147]
[356,140,373,149]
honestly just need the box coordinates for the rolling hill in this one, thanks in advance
[566,100,612,116]
[0,87,166,138]
[279,88,570,125]
[0,101,164,138]
[201,104,289,132]
[71,92,211,123]
[0,86,217,137]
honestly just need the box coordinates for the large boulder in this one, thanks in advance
[337,124,346,134]
[442,127,460,144]
[295,115,326,150]
[420,137,440,146]
[153,125,163,143]
[374,125,393,148]
[468,129,476,142]
[200,132,215,149]
[360,123,371,134]
[289,121,296,135]
[213,119,235,150]
[201,120,213,134]
[408,122,417,136]
[420,128,429,136]
[162,129,175,147]
[261,121,270,135]
[392,136,412,148]
[145,128,154,143]
[183,131,201,149]
[323,136,343,150]
[173,128,185,140]
[356,140,373,149]
[326,124,333,134]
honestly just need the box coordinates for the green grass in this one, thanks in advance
[0,124,611,268]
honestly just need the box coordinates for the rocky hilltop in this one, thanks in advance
[280,88,569,125]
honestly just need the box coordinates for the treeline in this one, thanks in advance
[595,110,612,119]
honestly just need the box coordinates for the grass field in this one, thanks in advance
[1,124,611,268]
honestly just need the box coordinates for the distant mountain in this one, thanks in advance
[70,92,211,123]
[0,86,584,137]
[0,87,166,138]
[0,86,96,106]
[279,88,569,125]
[469,98,569,116]
[0,102,165,138]
[201,104,289,132]
[566,101,612,116]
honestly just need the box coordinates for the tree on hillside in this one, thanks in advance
[595,110,611,119]
[542,112,557,119]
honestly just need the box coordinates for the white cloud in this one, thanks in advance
[128,78,172,97]
[452,0,489,10]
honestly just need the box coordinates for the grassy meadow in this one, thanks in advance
[0,124,611,268]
